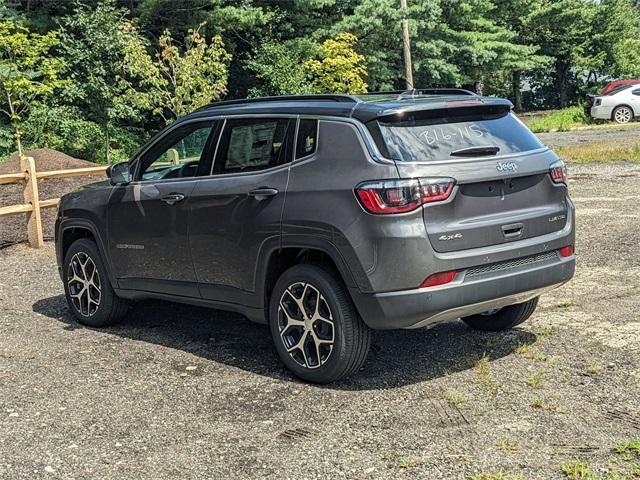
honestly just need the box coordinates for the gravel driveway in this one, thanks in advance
[1,160,640,479]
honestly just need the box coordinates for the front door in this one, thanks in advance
[188,117,296,305]
[107,120,216,296]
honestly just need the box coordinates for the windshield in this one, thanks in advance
[371,110,544,162]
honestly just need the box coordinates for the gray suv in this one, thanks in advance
[55,90,575,383]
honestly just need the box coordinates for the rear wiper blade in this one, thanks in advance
[450,146,501,157]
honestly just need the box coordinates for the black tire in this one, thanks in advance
[612,105,634,124]
[461,297,539,332]
[63,238,128,327]
[269,263,371,384]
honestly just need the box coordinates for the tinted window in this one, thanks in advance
[296,119,318,159]
[214,118,294,174]
[139,122,214,181]
[633,89,640,96]
[374,110,543,162]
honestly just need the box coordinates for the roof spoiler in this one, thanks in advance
[372,98,514,124]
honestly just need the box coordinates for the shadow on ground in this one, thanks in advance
[33,294,535,390]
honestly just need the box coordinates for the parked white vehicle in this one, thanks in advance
[590,83,640,124]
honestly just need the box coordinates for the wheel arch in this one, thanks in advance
[612,104,636,120]
[255,239,360,314]
[58,220,117,288]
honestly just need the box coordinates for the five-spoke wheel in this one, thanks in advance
[269,263,371,383]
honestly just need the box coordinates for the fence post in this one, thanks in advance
[20,156,44,248]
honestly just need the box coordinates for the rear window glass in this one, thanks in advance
[371,109,544,162]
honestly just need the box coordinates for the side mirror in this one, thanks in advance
[107,162,131,185]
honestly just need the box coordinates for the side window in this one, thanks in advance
[214,118,295,174]
[633,89,640,96]
[139,122,214,181]
[295,119,318,159]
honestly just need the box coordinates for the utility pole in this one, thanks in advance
[400,0,414,90]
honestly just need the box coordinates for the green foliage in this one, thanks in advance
[3,0,640,164]
[306,33,368,94]
[0,18,65,155]
[247,38,317,97]
[121,21,230,123]
[528,106,592,133]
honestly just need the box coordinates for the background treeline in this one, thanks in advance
[1,0,639,163]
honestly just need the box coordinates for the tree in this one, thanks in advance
[0,19,65,156]
[525,0,597,107]
[306,33,368,94]
[58,0,147,162]
[121,22,231,123]
[246,38,316,97]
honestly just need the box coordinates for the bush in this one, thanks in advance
[20,106,148,163]
[528,106,593,133]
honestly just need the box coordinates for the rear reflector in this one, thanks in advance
[356,178,455,214]
[559,245,575,257]
[420,271,457,288]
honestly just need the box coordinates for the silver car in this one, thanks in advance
[590,83,640,124]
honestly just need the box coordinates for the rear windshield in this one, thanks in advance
[369,108,544,162]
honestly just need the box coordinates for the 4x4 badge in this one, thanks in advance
[496,161,518,173]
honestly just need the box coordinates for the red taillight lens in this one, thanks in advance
[559,245,574,257]
[356,178,455,214]
[550,160,567,184]
[420,271,457,288]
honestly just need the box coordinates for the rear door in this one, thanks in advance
[188,116,295,304]
[369,105,569,253]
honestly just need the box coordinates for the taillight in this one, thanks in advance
[420,271,457,288]
[559,245,574,257]
[356,178,455,214]
[550,160,567,184]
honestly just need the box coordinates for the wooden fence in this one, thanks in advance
[0,157,108,248]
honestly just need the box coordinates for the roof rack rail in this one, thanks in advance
[198,94,360,111]
[362,88,477,97]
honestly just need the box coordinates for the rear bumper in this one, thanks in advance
[350,253,575,330]
[590,105,612,120]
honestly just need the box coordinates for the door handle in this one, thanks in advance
[248,187,279,199]
[161,193,186,205]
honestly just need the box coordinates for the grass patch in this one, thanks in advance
[586,360,602,375]
[557,299,575,309]
[537,326,559,339]
[556,140,640,164]
[474,352,499,394]
[469,472,523,480]
[531,397,566,413]
[496,438,519,453]
[561,460,597,480]
[616,438,640,457]
[527,370,545,389]
[528,106,592,133]
[443,390,466,407]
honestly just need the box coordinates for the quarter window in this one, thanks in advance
[295,119,318,159]
[632,89,640,96]
[214,118,295,174]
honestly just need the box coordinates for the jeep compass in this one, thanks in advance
[55,90,575,383]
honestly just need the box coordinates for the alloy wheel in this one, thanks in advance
[277,282,335,369]
[614,107,632,124]
[67,252,102,317]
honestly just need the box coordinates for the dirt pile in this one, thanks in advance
[0,149,106,248]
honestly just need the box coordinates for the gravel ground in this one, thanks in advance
[1,154,640,478]
[536,123,640,148]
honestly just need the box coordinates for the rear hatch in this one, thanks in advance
[367,101,569,253]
